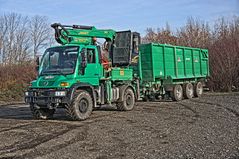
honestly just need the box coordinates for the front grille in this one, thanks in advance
[25,89,70,104]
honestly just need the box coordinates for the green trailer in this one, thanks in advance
[138,43,209,101]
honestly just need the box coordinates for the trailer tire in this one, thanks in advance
[116,87,135,111]
[32,107,55,120]
[194,82,203,97]
[183,83,194,99]
[171,84,183,101]
[66,90,93,120]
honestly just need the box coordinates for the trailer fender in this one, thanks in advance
[69,83,97,107]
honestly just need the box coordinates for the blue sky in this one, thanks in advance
[0,0,238,34]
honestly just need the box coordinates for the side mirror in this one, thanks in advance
[80,48,87,74]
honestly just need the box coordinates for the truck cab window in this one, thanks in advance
[50,52,59,66]
[63,52,77,68]
[87,49,96,63]
[40,46,79,75]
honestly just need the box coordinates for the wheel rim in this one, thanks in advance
[79,99,88,113]
[198,84,203,95]
[126,94,133,106]
[188,84,193,97]
[176,86,182,98]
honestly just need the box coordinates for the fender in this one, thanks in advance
[117,84,136,102]
[69,83,97,107]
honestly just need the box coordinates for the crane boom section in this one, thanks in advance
[51,23,116,45]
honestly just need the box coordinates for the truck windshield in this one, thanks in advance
[40,46,79,75]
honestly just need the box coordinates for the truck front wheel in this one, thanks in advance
[66,90,93,120]
[116,87,135,111]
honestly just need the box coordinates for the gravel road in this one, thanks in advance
[0,93,238,159]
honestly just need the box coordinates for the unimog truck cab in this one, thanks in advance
[25,23,141,120]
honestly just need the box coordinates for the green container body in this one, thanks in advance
[139,43,209,82]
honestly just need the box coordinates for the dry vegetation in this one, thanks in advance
[0,13,238,101]
[0,62,36,101]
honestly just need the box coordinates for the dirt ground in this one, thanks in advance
[0,93,238,159]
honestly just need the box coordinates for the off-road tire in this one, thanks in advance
[183,83,194,99]
[116,88,135,111]
[194,82,203,97]
[171,84,183,101]
[32,107,55,120]
[66,90,93,120]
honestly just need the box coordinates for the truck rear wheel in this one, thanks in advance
[116,87,135,111]
[32,107,55,120]
[66,90,93,120]
[194,82,203,97]
[183,83,194,99]
[171,84,183,101]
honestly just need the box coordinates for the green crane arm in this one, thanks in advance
[51,23,116,45]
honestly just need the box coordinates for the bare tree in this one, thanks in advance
[143,23,178,45]
[0,15,9,63]
[0,13,31,64]
[209,17,239,91]
[0,13,53,64]
[176,17,211,48]
[29,15,52,59]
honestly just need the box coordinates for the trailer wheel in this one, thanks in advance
[116,87,135,111]
[194,82,203,97]
[171,84,183,101]
[32,107,55,120]
[66,90,93,120]
[183,83,194,99]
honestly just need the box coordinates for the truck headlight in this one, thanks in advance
[55,91,66,96]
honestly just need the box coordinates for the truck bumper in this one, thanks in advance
[25,89,71,106]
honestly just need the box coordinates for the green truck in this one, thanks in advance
[25,23,209,120]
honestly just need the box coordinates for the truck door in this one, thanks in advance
[80,46,103,86]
